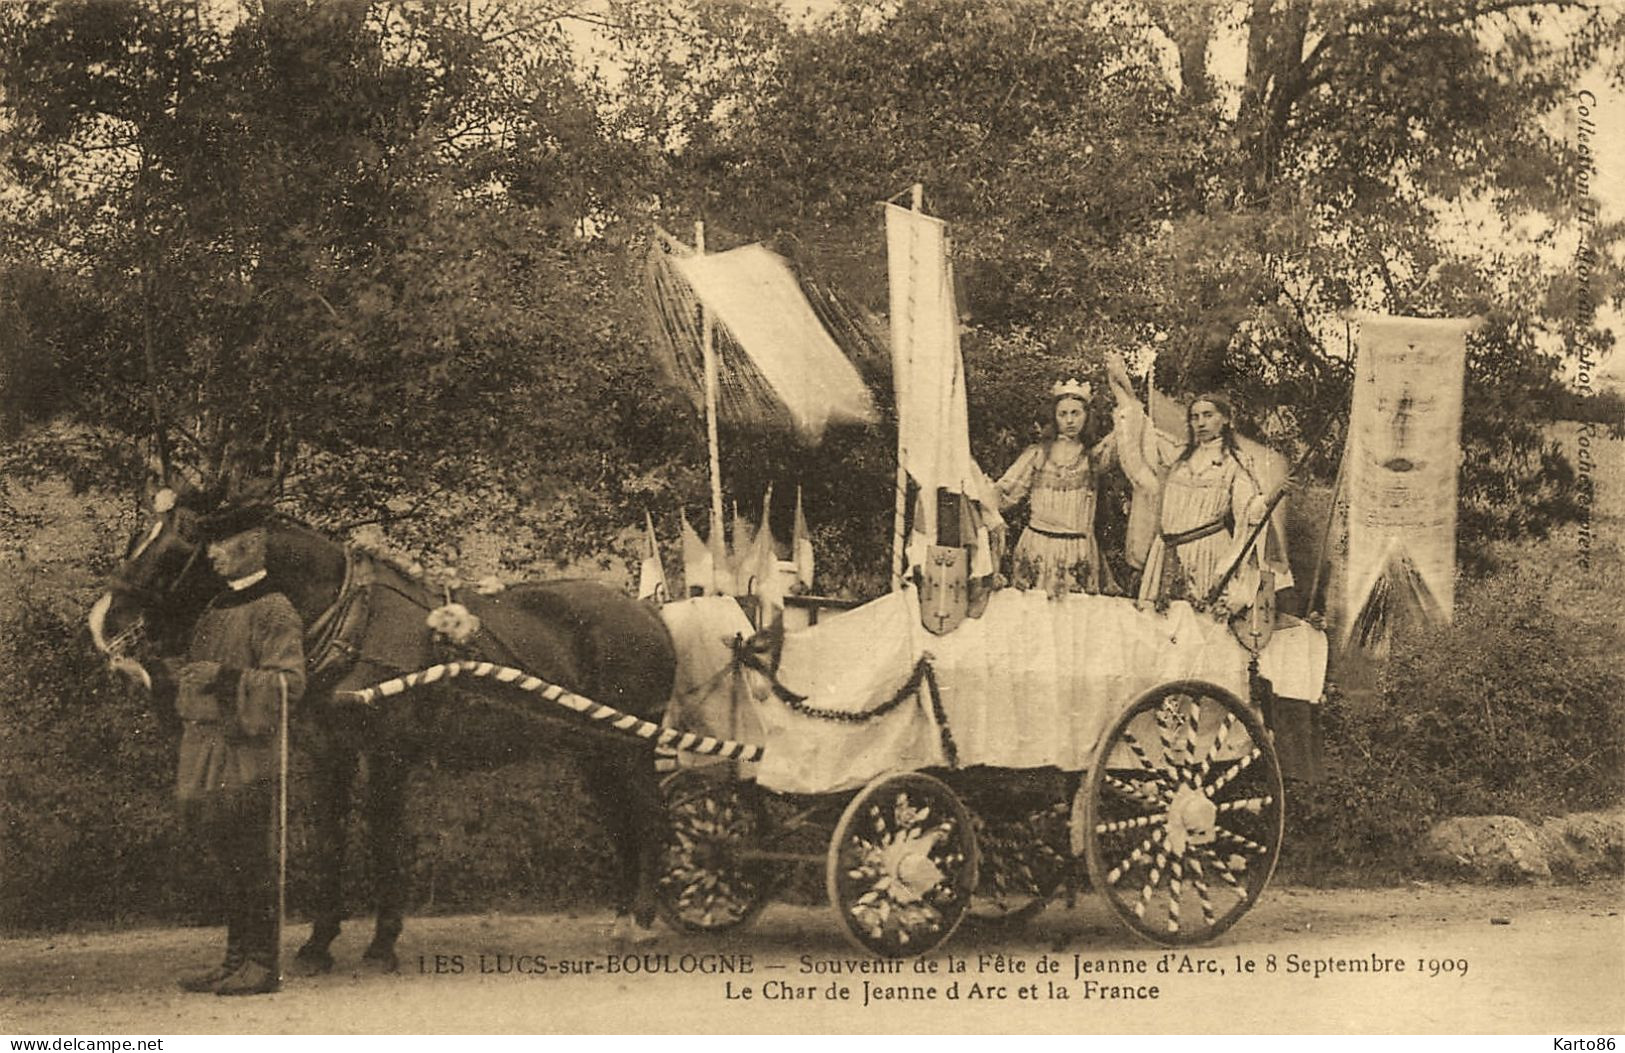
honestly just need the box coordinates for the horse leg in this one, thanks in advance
[294,746,357,975]
[580,744,662,937]
[361,752,410,972]
[621,748,666,930]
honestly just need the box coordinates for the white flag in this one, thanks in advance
[679,510,713,596]
[637,511,669,604]
[792,485,815,591]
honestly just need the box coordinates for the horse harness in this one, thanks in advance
[302,548,522,687]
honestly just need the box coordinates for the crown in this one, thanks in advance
[1051,377,1092,401]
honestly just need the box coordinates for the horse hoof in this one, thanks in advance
[292,946,334,976]
[609,916,660,946]
[361,947,399,973]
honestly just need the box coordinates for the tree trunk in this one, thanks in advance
[1238,0,1312,204]
[1146,0,1218,108]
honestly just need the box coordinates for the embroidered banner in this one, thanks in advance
[1342,314,1475,645]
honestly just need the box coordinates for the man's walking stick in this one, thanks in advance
[274,673,289,982]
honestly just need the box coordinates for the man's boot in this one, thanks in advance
[214,957,279,997]
[216,898,279,996]
[177,947,245,994]
[178,917,245,994]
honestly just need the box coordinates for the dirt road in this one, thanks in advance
[3,882,1621,1034]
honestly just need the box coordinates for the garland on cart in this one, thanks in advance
[728,634,959,767]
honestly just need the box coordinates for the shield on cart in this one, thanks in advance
[919,544,968,635]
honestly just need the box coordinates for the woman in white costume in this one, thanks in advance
[1106,353,1289,611]
[994,378,1120,595]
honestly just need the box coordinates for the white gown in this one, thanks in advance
[995,436,1117,594]
[1116,399,1290,609]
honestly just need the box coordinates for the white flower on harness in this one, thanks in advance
[426,602,482,645]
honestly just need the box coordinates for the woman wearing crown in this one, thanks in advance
[993,377,1121,595]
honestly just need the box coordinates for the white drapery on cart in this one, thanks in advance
[664,591,1326,794]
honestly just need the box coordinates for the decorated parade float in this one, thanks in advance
[86,173,1480,967]
[637,190,1332,959]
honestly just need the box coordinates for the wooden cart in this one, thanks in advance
[655,588,1316,959]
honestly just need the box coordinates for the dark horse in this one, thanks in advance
[89,487,676,971]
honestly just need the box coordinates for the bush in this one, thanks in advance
[1281,531,1625,881]
[0,584,188,929]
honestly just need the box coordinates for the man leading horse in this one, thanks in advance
[94,476,678,982]
[111,495,301,996]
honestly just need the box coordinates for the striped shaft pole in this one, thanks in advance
[336,660,765,763]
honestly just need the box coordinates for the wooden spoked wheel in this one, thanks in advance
[655,769,773,934]
[1081,680,1284,947]
[966,802,1069,929]
[826,772,979,958]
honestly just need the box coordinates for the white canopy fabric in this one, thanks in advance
[884,204,1002,568]
[710,588,1327,794]
[671,244,878,442]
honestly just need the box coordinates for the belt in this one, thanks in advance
[1027,526,1093,540]
[1162,516,1228,547]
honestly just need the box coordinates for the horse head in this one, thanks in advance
[89,482,228,669]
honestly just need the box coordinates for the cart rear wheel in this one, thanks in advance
[656,769,773,934]
[826,772,978,958]
[1081,680,1284,947]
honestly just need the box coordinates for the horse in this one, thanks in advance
[88,486,677,972]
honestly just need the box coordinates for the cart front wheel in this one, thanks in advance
[656,769,773,934]
[826,772,978,958]
[1081,680,1284,947]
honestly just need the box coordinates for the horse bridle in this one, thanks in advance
[112,508,208,608]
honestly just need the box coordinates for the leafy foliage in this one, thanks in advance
[0,0,684,515]
[610,0,1619,548]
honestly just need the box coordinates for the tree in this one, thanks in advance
[0,0,695,555]
[605,0,1620,552]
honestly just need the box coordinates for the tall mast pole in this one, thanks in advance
[697,221,725,554]
[136,157,170,487]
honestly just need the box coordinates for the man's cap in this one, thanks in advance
[198,502,273,542]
